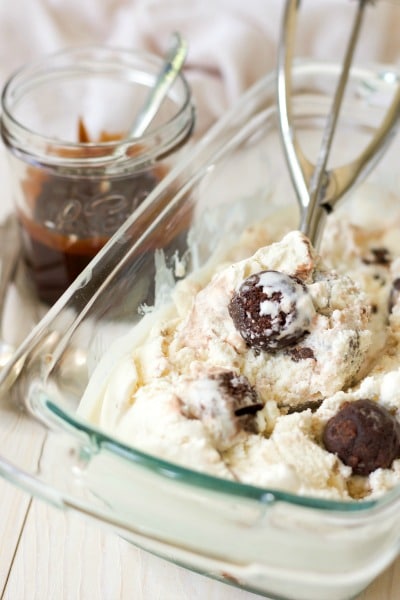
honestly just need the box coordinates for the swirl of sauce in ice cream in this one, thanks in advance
[228,270,315,351]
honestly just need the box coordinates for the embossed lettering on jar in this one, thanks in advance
[0,46,194,304]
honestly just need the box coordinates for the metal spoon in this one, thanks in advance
[112,31,188,160]
[130,31,188,138]
[0,214,21,368]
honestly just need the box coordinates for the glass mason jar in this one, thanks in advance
[0,46,195,305]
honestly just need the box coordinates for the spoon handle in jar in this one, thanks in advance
[128,32,188,139]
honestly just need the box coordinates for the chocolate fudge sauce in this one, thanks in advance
[20,168,163,305]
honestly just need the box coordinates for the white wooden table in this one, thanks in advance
[0,154,399,600]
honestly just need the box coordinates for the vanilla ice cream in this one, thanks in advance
[79,191,400,501]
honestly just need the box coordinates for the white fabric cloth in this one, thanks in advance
[0,0,399,136]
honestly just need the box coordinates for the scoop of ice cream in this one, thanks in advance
[227,409,351,499]
[179,369,263,451]
[322,399,400,475]
[228,270,315,351]
[115,380,236,480]
[173,231,372,408]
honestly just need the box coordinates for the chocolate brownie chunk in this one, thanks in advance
[323,399,400,475]
[228,270,315,351]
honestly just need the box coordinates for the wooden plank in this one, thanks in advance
[0,480,31,596]
[4,500,264,600]
[0,401,47,595]
[359,558,400,600]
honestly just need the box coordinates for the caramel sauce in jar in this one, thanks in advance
[18,123,167,304]
[19,165,166,304]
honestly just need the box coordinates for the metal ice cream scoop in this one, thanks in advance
[277,0,400,248]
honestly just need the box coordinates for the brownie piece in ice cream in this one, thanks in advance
[179,369,263,451]
[323,399,400,475]
[228,270,315,351]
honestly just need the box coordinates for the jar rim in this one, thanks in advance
[0,44,195,173]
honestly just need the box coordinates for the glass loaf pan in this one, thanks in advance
[1,61,400,600]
